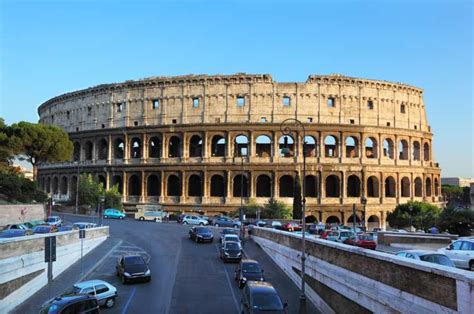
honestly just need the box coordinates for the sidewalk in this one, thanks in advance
[12,237,122,314]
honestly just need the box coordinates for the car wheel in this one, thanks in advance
[233,225,239,229]
[195,237,199,243]
[147,276,151,282]
[470,261,474,271]
[139,217,144,221]
[199,222,204,226]
[184,221,188,225]
[120,216,124,220]
[214,223,219,227]
[104,216,108,219]
[121,275,127,284]
[105,297,115,308]
[239,282,244,289]
[154,218,158,222]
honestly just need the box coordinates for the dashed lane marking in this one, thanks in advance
[214,245,240,314]
[78,239,123,282]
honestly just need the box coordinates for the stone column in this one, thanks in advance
[182,133,189,159]
[226,170,232,200]
[123,133,129,163]
[159,171,165,203]
[107,135,112,163]
[140,171,146,203]
[272,132,279,159]
[122,172,128,202]
[202,171,209,203]
[142,133,148,163]
[105,172,110,190]
[181,172,187,202]
[225,132,232,159]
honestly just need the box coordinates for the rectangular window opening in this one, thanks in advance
[152,99,160,109]
[414,125,418,130]
[215,117,221,123]
[67,111,70,119]
[368,100,374,110]
[172,119,177,124]
[401,104,406,113]
[117,103,124,113]
[327,97,336,107]
[307,117,313,123]
[101,124,105,129]
[237,96,245,107]
[387,122,391,127]
[283,97,291,107]
[134,121,138,126]
[260,117,267,122]
[193,98,200,108]
[350,119,355,124]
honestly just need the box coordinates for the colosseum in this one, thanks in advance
[37,73,442,229]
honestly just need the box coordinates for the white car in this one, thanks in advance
[46,216,62,227]
[439,238,474,271]
[182,215,208,225]
[396,250,455,268]
[63,279,117,308]
[222,234,241,248]
[73,222,97,230]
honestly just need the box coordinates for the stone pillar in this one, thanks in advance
[105,172,110,190]
[272,132,279,158]
[250,171,255,198]
[202,171,209,203]
[225,132,232,159]
[340,171,345,204]
[226,170,233,200]
[140,171,146,203]
[181,172,187,201]
[123,133,129,163]
[107,135,112,163]
[182,133,189,159]
[338,131,343,162]
[122,172,128,202]
[142,133,148,163]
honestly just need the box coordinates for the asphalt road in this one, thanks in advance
[14,213,317,314]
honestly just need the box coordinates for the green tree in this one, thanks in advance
[293,173,302,219]
[77,174,104,208]
[104,185,123,210]
[387,201,441,231]
[442,184,470,208]
[261,198,292,219]
[230,199,262,218]
[437,207,474,236]
[0,169,47,203]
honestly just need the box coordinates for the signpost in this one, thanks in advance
[44,236,56,283]
[79,229,85,275]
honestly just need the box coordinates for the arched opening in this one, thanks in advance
[434,178,439,197]
[401,177,410,197]
[399,140,408,160]
[413,141,421,161]
[278,135,294,157]
[188,174,202,196]
[114,138,124,159]
[347,175,361,197]
[234,135,249,157]
[365,137,377,158]
[53,177,59,194]
[304,175,317,197]
[97,175,106,190]
[383,139,394,159]
[149,137,161,158]
[233,174,249,197]
[131,138,141,159]
[384,176,396,198]
[326,216,340,225]
[73,142,81,161]
[46,177,51,193]
[128,175,141,196]
[60,177,68,195]
[85,141,93,160]
[98,139,108,160]
[367,176,379,197]
[423,143,430,161]
[167,175,181,196]
[324,135,338,157]
[325,175,340,197]
[168,136,181,158]
[347,215,361,224]
[256,175,272,197]
[305,215,317,223]
[368,215,380,230]
[279,175,294,197]
[211,135,226,157]
[111,175,123,193]
[210,175,225,197]
[345,136,358,158]
[255,135,272,157]
[147,174,161,196]
[189,135,203,158]
[425,177,432,197]
[304,136,317,157]
[414,177,423,197]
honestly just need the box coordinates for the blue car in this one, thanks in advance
[104,208,126,219]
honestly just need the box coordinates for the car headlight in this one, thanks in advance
[145,269,151,276]
[124,272,131,277]
[242,277,247,282]
[197,235,203,238]
[260,277,264,281]
[224,252,230,256]
[237,252,242,256]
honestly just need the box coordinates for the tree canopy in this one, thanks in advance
[442,184,471,208]
[437,206,474,236]
[232,198,292,220]
[387,201,441,231]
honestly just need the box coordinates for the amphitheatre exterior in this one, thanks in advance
[37,73,442,229]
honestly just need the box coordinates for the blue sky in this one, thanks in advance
[0,0,472,177]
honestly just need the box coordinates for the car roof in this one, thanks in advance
[241,259,259,264]
[49,294,94,305]
[399,250,444,256]
[74,279,109,288]
[247,281,278,293]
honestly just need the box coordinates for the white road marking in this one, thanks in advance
[215,245,240,314]
[121,287,137,314]
[78,239,123,282]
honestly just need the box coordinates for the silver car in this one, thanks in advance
[396,250,455,268]
[63,279,117,308]
[439,238,474,271]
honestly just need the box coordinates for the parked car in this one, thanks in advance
[222,234,241,248]
[220,228,239,243]
[213,216,241,228]
[308,223,325,234]
[73,222,98,230]
[241,281,287,314]
[220,241,242,263]
[177,214,186,223]
[281,222,302,232]
[439,238,474,271]
[344,233,377,249]
[182,215,209,225]
[396,250,455,267]
[135,211,165,222]
[33,225,58,234]
[63,279,117,308]
[46,216,63,227]
[235,259,264,288]
[293,231,312,238]
[255,220,267,227]
[188,227,214,243]
[326,230,353,242]
[58,225,74,232]
[2,223,30,231]
[271,221,283,229]
[23,220,46,229]
[40,294,100,314]
[319,230,331,240]
[116,254,151,284]
[104,208,126,219]
[0,229,33,238]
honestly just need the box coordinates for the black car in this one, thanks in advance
[241,281,287,314]
[188,227,214,243]
[39,294,99,314]
[220,241,242,263]
[177,214,186,223]
[116,254,151,284]
[0,229,33,238]
[235,259,264,288]
[219,228,239,243]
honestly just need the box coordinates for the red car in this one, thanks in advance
[281,222,302,232]
[344,233,376,249]
[319,230,331,239]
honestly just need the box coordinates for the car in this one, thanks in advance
[255,220,267,227]
[58,225,74,232]
[219,228,239,243]
[40,294,99,314]
[220,241,242,263]
[222,234,241,248]
[235,259,265,288]
[177,214,186,223]
[135,211,166,222]
[439,238,474,271]
[23,220,46,229]
[62,279,118,308]
[308,223,325,234]
[182,215,209,225]
[241,281,287,314]
[293,231,312,238]
[188,226,214,243]
[73,222,98,230]
[270,221,283,229]
[396,250,455,267]
[326,230,353,242]
[281,222,302,232]
[116,254,151,284]
[33,225,58,234]
[213,216,241,228]
[344,233,377,249]
[319,230,331,240]
[2,223,30,231]
[46,216,63,227]
[103,208,126,219]
[0,229,33,238]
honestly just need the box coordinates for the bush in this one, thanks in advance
[104,185,123,210]
[387,201,441,231]
[437,207,474,236]
[234,198,292,220]
[0,169,46,203]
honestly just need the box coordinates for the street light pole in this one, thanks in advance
[75,161,80,215]
[361,196,367,231]
[409,204,413,232]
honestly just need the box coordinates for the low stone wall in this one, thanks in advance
[378,231,458,250]
[0,204,46,227]
[252,227,474,314]
[0,227,109,313]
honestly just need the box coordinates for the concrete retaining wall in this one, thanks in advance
[0,227,109,313]
[0,204,46,227]
[378,231,458,250]
[252,228,474,314]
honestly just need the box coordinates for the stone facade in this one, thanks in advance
[36,73,442,228]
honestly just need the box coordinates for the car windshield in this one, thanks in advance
[124,256,145,266]
[420,254,454,266]
[340,232,351,237]
[252,292,283,310]
[63,285,82,295]
[225,242,240,250]
[46,218,56,222]
[222,229,237,235]
[196,228,210,234]
[242,263,261,273]
[359,235,374,241]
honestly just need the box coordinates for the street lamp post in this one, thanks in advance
[234,138,248,243]
[75,161,80,215]
[361,196,367,231]
[99,195,105,226]
[280,118,307,313]
[409,204,413,232]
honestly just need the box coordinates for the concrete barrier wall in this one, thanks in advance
[252,228,474,314]
[0,204,46,227]
[0,227,109,313]
[377,232,458,250]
